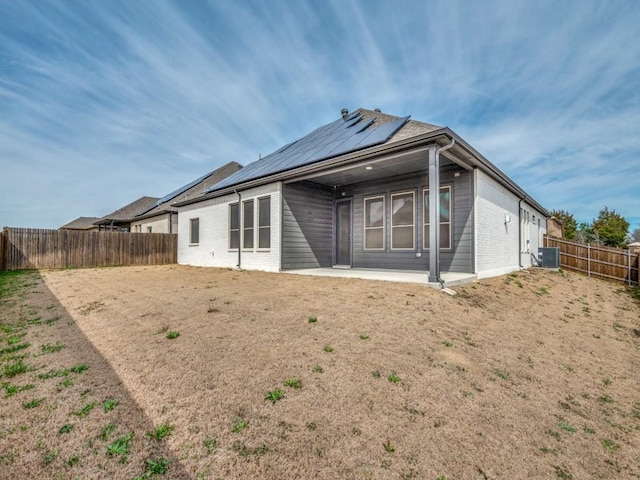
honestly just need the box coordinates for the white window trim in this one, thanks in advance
[257,196,271,251]
[390,191,415,251]
[229,203,239,251]
[423,186,452,250]
[363,195,385,251]
[189,217,199,246]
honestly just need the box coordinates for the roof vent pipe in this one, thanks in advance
[341,108,349,120]
[374,108,381,112]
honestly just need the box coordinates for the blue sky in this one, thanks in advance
[1,0,639,232]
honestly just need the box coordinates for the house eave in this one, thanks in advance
[175,126,549,218]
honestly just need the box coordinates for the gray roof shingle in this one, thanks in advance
[94,196,159,225]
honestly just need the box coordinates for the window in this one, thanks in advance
[189,218,199,245]
[423,186,451,249]
[229,203,239,250]
[258,196,271,249]
[147,226,152,233]
[391,192,414,250]
[242,199,254,249]
[364,196,385,250]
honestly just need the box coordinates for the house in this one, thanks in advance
[94,196,159,231]
[546,216,564,239]
[59,217,101,231]
[129,162,242,234]
[174,108,549,284]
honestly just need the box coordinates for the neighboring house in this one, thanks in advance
[59,217,101,231]
[175,108,548,283]
[546,216,564,239]
[130,162,242,234]
[94,196,159,231]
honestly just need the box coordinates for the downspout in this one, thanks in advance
[428,138,455,285]
[235,189,241,268]
[518,197,526,268]
[168,213,172,234]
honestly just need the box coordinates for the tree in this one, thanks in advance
[630,228,640,243]
[550,209,577,240]
[592,206,629,248]
[575,221,598,245]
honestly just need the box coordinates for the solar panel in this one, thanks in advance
[206,112,409,193]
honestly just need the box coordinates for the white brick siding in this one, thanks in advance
[177,183,282,272]
[475,170,547,278]
[131,214,175,234]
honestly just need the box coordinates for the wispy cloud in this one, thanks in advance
[0,0,638,229]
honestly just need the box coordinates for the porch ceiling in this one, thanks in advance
[285,147,458,188]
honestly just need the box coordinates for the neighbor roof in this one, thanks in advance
[59,217,101,230]
[134,161,243,220]
[93,196,159,226]
[205,108,427,193]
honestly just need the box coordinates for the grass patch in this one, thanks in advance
[283,378,302,389]
[308,316,317,323]
[144,457,171,475]
[0,342,30,356]
[166,331,180,339]
[38,364,88,380]
[2,382,34,397]
[558,421,576,433]
[388,372,401,383]
[312,364,323,373]
[493,369,510,381]
[102,399,119,412]
[323,345,333,353]
[601,438,619,452]
[22,397,44,409]
[59,423,73,434]
[148,423,174,441]
[265,388,285,404]
[107,432,134,458]
[382,440,395,453]
[73,401,96,418]
[100,423,117,441]
[40,342,65,354]
[203,437,217,455]
[3,358,29,378]
[232,419,247,433]
[359,334,369,340]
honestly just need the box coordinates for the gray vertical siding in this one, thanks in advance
[281,182,333,269]
[345,167,472,272]
[281,167,473,273]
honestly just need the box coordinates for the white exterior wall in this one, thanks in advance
[177,183,282,272]
[474,170,521,279]
[474,169,548,278]
[520,201,547,268]
[131,214,173,234]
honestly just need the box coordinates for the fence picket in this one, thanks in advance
[0,228,177,270]
[545,236,639,285]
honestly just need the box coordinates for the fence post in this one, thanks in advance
[0,227,6,271]
[587,244,591,277]
[629,249,632,286]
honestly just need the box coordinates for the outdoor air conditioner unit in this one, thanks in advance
[538,247,560,268]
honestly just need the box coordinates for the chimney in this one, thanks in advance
[341,108,349,120]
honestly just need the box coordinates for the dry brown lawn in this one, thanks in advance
[0,265,639,479]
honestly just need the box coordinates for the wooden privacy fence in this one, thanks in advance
[544,236,639,285]
[1,227,177,270]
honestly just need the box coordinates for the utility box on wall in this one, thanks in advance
[538,247,560,268]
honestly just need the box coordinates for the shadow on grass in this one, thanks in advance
[0,270,190,479]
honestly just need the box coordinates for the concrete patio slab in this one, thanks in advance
[283,268,477,288]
